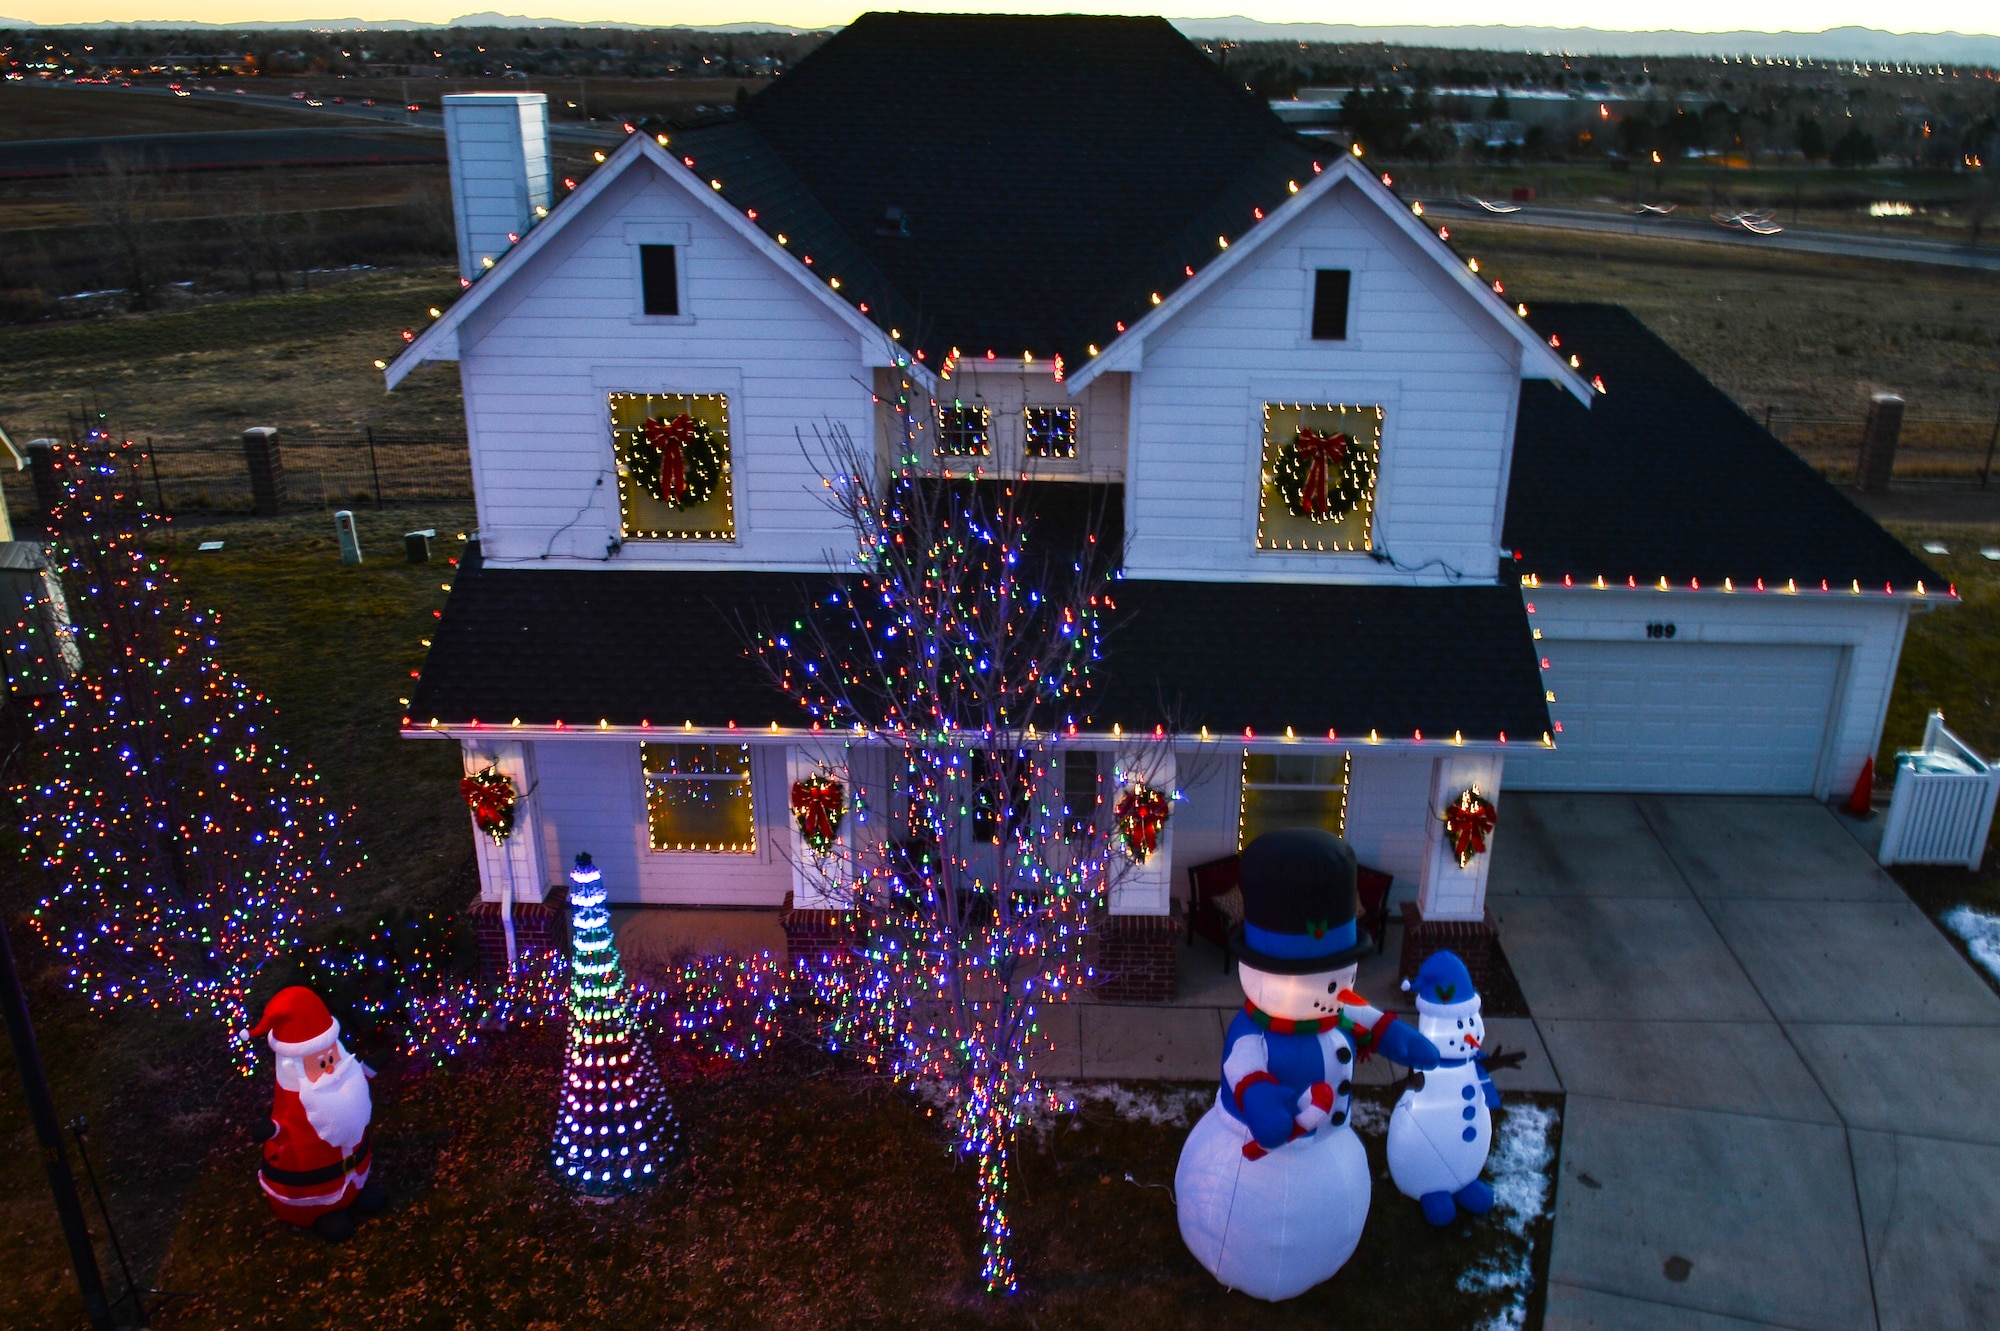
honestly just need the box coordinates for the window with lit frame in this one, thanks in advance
[1256,402,1382,554]
[936,404,991,457]
[642,743,755,853]
[1238,751,1349,849]
[1023,406,1078,460]
[608,392,734,541]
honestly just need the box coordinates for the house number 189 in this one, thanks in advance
[1646,622,1677,639]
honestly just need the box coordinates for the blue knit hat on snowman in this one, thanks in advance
[1402,950,1479,1017]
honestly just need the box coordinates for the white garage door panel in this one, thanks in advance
[1514,641,1842,794]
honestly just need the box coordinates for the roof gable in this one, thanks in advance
[1068,154,1592,403]
[383,131,912,391]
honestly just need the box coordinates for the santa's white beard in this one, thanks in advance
[298,1052,372,1153]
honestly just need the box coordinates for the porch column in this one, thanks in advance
[1110,741,1176,915]
[785,741,858,909]
[460,738,548,904]
[1415,751,1503,921]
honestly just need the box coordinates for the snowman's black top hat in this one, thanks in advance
[1229,828,1373,974]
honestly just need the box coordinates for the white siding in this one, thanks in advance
[455,160,874,570]
[531,738,794,906]
[1513,589,1914,799]
[1123,181,1520,585]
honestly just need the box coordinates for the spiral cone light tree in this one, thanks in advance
[551,852,679,1196]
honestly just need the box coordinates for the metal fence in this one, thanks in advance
[125,430,473,514]
[1765,410,2000,487]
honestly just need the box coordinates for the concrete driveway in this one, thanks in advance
[1491,793,2000,1331]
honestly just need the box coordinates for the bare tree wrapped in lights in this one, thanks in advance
[16,438,355,1068]
[759,402,1165,1293]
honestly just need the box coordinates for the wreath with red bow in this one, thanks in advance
[1273,426,1372,523]
[790,773,845,855]
[1115,784,1171,862]
[461,766,518,846]
[629,412,725,509]
[1442,787,1497,868]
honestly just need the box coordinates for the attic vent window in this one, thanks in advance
[1023,407,1078,460]
[936,405,991,457]
[1310,268,1351,341]
[876,206,911,237]
[640,244,679,316]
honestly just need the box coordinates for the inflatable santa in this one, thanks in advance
[1175,829,1440,1301]
[249,986,385,1240]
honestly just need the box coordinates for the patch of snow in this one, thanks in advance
[1054,1081,1212,1127]
[1457,1101,1559,1330]
[1347,1096,1389,1135]
[1943,906,2000,986]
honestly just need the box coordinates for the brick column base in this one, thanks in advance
[468,889,565,979]
[1089,909,1182,1004]
[779,896,860,964]
[1397,904,1500,991]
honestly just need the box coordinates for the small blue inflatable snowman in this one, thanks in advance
[1387,949,1501,1226]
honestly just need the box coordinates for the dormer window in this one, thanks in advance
[1310,268,1350,340]
[1023,406,1078,459]
[639,245,679,315]
[937,404,991,456]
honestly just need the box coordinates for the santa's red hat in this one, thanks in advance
[250,986,340,1058]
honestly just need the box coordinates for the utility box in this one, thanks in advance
[1856,393,1905,495]
[1878,712,2000,871]
[405,529,435,563]
[242,426,286,516]
[334,510,364,565]
[0,541,80,697]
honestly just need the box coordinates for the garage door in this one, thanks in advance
[1512,641,1843,794]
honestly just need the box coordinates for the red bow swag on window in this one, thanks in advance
[789,773,845,855]
[1275,427,1367,522]
[633,412,724,509]
[1441,787,1497,868]
[1115,784,1171,862]
[461,766,517,846]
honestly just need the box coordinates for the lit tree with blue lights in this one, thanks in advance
[551,852,680,1196]
[16,438,355,1068]
[761,395,1163,1292]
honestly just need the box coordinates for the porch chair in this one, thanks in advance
[1185,852,1394,971]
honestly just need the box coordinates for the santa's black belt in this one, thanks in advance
[261,1143,370,1188]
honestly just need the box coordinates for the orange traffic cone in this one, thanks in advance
[1846,757,1875,816]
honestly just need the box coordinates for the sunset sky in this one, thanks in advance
[6,2,2000,40]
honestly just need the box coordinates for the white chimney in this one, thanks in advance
[443,92,552,282]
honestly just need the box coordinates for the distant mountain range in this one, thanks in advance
[1,12,1996,64]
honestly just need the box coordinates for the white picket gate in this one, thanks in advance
[1877,712,2000,871]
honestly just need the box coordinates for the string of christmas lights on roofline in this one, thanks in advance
[1517,569,1954,599]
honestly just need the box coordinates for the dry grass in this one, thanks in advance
[1453,221,2000,423]
[0,267,466,445]
[0,84,327,141]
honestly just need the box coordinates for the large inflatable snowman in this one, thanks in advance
[1388,949,1501,1226]
[1175,829,1440,1302]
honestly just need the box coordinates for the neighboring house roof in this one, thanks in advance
[408,544,1550,743]
[1504,305,1940,592]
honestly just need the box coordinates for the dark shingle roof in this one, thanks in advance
[410,548,1549,742]
[1504,304,1937,590]
[677,12,1319,369]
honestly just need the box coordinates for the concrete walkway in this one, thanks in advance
[1494,793,2000,1331]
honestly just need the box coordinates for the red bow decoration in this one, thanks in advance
[1292,428,1351,518]
[1115,785,1171,862]
[461,766,518,846]
[1442,787,1497,868]
[790,774,845,854]
[643,413,698,504]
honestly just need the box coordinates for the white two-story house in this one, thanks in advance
[389,14,1943,993]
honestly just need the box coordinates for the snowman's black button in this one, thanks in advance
[1336,1047,1351,1065]
[1337,1080,1351,1096]
[1330,1111,1346,1127]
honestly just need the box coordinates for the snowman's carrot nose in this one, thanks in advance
[1464,1034,1481,1049]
